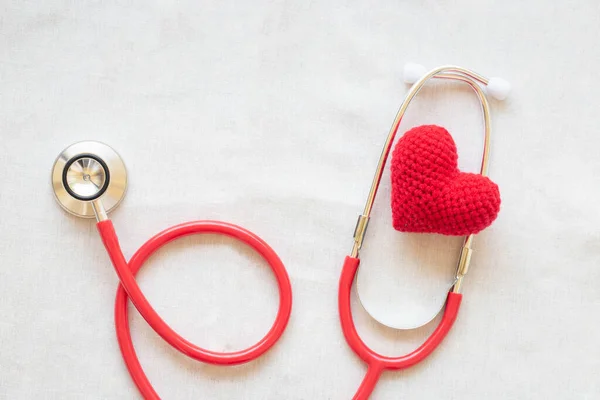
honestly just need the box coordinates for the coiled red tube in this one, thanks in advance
[97,220,293,399]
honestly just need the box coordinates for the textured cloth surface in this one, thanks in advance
[1,1,600,400]
[391,125,500,235]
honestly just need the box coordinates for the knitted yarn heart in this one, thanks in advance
[390,125,500,236]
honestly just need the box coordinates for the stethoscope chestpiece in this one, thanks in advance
[51,141,127,219]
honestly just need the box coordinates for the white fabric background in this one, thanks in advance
[1,1,599,399]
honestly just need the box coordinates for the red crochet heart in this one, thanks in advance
[390,125,500,236]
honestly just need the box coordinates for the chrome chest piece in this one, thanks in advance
[51,141,127,218]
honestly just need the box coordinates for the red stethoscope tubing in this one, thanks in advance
[97,220,293,400]
[339,256,462,400]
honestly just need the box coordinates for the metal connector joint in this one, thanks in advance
[351,214,370,257]
[457,246,473,277]
[353,215,370,247]
[452,245,473,293]
[92,199,108,222]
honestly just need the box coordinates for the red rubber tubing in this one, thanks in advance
[97,220,293,400]
[338,256,462,400]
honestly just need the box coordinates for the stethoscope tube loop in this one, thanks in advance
[98,219,293,399]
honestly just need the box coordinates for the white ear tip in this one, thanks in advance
[403,63,427,84]
[487,77,511,100]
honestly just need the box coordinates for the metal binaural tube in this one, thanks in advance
[351,66,492,258]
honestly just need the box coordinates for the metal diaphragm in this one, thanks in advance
[51,141,127,218]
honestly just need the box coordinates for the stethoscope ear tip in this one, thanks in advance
[51,141,127,219]
[486,77,511,101]
[403,62,427,84]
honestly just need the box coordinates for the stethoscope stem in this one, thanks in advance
[353,365,384,400]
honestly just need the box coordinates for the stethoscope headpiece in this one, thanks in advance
[51,141,127,218]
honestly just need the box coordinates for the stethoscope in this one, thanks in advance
[51,141,292,399]
[339,64,509,399]
[51,64,508,399]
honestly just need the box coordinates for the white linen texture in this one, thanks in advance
[0,1,599,399]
